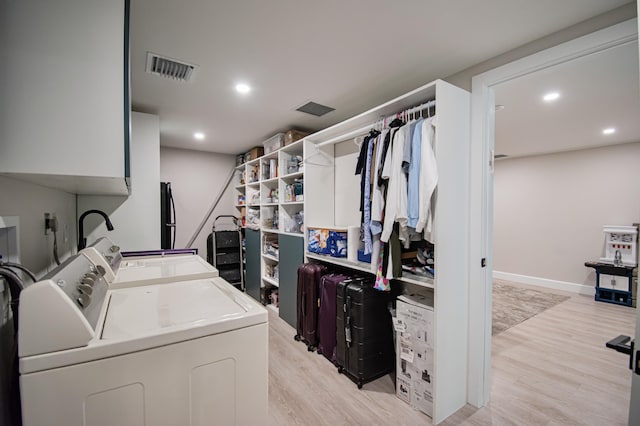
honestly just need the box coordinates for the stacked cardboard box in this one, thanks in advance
[395,291,434,418]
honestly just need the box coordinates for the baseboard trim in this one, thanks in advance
[493,271,594,296]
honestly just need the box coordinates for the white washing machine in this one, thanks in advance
[18,253,268,426]
[81,237,219,288]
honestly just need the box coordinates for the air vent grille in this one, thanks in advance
[296,101,335,117]
[146,52,197,82]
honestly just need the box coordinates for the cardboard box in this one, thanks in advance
[245,147,264,161]
[396,291,435,418]
[283,129,310,146]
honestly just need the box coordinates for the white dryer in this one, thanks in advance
[18,253,268,426]
[81,237,219,288]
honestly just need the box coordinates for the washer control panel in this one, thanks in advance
[42,254,109,330]
[87,237,122,272]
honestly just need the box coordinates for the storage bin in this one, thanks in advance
[307,226,348,257]
[283,129,310,146]
[262,133,284,154]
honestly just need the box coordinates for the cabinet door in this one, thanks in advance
[0,0,129,194]
[278,234,304,328]
[245,228,261,302]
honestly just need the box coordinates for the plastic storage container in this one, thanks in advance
[262,133,284,154]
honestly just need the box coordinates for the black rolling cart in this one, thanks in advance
[207,215,244,291]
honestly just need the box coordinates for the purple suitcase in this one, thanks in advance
[294,263,327,350]
[317,273,349,363]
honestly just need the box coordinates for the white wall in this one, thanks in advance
[493,142,640,287]
[78,112,161,251]
[160,147,236,258]
[0,176,76,277]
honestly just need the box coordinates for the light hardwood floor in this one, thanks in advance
[267,288,636,425]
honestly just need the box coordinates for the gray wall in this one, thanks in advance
[160,147,236,258]
[78,112,161,251]
[0,176,76,277]
[493,142,640,285]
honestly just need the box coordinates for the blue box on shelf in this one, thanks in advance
[307,227,348,258]
[357,249,372,263]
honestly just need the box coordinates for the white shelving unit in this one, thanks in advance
[303,79,470,424]
[234,139,306,315]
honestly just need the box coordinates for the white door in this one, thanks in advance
[630,303,640,424]
[632,8,640,425]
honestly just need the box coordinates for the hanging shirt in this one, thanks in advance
[381,125,409,244]
[416,117,438,241]
[402,120,418,174]
[407,117,424,228]
[362,135,376,254]
[370,129,389,236]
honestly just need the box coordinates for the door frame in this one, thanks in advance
[467,18,638,407]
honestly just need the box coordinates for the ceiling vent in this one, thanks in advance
[145,52,197,82]
[296,101,335,117]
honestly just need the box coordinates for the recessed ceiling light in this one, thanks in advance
[543,92,560,102]
[194,132,205,140]
[235,83,251,94]
[602,127,616,135]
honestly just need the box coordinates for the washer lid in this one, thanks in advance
[102,278,265,340]
[111,255,219,288]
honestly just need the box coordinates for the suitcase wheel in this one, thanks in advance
[337,366,343,374]
[357,380,363,389]
[307,345,315,352]
[294,335,301,341]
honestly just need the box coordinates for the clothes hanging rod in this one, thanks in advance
[314,124,375,148]
[313,99,436,148]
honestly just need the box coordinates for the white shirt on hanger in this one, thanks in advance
[381,125,409,244]
[416,116,438,240]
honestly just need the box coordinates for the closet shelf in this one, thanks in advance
[262,276,279,287]
[280,231,304,238]
[281,201,304,206]
[305,253,434,289]
[246,181,260,187]
[262,228,279,234]
[261,202,279,206]
[280,171,303,180]
[262,253,279,262]
[261,177,279,184]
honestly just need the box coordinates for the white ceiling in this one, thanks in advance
[129,0,633,154]
[495,39,640,158]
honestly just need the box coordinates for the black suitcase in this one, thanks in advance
[336,277,394,388]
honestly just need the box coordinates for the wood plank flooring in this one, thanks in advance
[267,288,636,425]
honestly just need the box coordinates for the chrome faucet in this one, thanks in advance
[78,210,114,251]
[614,249,622,266]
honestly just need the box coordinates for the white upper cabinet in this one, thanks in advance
[0,0,129,195]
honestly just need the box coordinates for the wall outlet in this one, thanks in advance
[44,212,58,235]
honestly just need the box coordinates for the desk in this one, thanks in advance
[584,261,635,307]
